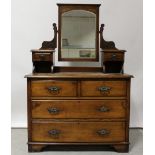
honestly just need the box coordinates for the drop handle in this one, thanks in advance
[98,86,111,92]
[98,106,110,112]
[48,86,61,92]
[97,129,110,136]
[47,107,60,114]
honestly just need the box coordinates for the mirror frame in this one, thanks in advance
[57,4,100,62]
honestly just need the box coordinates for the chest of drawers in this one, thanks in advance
[25,72,132,152]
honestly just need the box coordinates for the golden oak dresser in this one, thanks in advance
[25,3,133,153]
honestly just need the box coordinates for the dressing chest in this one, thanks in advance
[25,3,133,152]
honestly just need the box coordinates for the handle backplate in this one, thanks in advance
[98,86,111,92]
[98,106,110,112]
[47,107,60,114]
[47,86,61,94]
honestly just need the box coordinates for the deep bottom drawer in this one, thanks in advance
[32,121,126,142]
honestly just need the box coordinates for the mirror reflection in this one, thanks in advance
[61,10,96,59]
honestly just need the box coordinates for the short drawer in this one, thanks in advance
[104,52,124,62]
[81,81,127,97]
[32,100,126,119]
[32,53,52,61]
[31,80,77,97]
[32,121,125,142]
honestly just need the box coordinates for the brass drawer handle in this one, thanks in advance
[47,107,60,114]
[98,86,111,92]
[48,129,60,136]
[97,129,110,136]
[98,106,110,112]
[48,86,61,92]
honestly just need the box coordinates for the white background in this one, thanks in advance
[11,0,143,127]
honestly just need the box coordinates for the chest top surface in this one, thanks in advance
[25,72,133,79]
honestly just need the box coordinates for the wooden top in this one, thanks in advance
[100,50,126,53]
[31,49,55,53]
[25,72,133,79]
[57,4,101,7]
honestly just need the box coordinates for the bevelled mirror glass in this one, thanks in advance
[58,4,99,61]
[61,10,96,60]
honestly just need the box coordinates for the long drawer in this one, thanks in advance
[32,100,126,119]
[81,80,127,97]
[31,80,77,97]
[32,121,125,142]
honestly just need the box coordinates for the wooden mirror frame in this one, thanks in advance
[57,4,100,62]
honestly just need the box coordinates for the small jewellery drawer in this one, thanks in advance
[32,100,126,119]
[32,121,125,142]
[31,80,77,97]
[81,81,127,97]
[32,53,52,61]
[104,52,124,62]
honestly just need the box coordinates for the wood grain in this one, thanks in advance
[103,52,124,62]
[32,121,125,142]
[32,53,52,62]
[81,80,127,97]
[31,80,77,97]
[25,72,133,79]
[31,100,126,119]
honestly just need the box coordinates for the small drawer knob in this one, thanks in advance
[39,54,45,60]
[97,129,110,136]
[48,129,60,136]
[111,54,117,61]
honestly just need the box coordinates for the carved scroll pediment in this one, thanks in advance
[99,24,117,50]
[40,23,57,50]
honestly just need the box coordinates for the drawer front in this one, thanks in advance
[31,80,77,97]
[104,53,124,62]
[32,53,52,61]
[32,100,126,119]
[81,81,127,97]
[32,121,125,142]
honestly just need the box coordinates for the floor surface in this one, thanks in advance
[11,129,143,155]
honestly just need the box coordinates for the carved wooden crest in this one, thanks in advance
[40,23,57,50]
[99,24,117,50]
